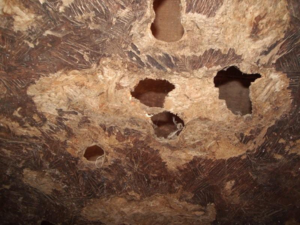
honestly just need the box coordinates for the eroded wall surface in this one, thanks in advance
[0,0,300,224]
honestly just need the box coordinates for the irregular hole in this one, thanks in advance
[151,111,184,139]
[214,66,261,115]
[131,78,175,107]
[84,145,105,161]
[41,221,54,225]
[151,0,184,42]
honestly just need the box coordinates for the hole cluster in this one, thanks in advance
[131,79,184,139]
[130,66,261,139]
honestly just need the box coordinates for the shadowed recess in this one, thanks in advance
[214,66,261,115]
[151,111,184,139]
[84,145,105,161]
[131,78,175,107]
[41,221,54,225]
[151,0,184,42]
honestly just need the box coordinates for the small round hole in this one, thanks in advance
[151,111,184,139]
[131,78,175,107]
[84,145,105,161]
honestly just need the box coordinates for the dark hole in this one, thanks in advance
[151,111,184,139]
[214,66,261,115]
[41,221,54,225]
[131,78,175,107]
[151,0,184,42]
[84,145,105,161]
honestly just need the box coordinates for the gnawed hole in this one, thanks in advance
[131,78,175,107]
[151,111,184,139]
[41,221,54,225]
[214,66,261,115]
[84,145,105,161]
[151,0,184,42]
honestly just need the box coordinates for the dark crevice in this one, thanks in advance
[41,221,55,225]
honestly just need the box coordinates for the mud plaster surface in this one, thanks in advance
[0,0,299,224]
[23,169,62,195]
[81,194,216,225]
[133,0,290,62]
[0,0,38,32]
[28,58,291,167]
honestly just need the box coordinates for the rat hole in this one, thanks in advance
[151,111,184,139]
[131,78,175,107]
[151,0,184,42]
[84,145,105,162]
[214,66,261,115]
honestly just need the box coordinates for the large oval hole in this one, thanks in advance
[214,66,261,115]
[151,0,184,42]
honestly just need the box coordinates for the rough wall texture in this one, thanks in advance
[0,0,300,224]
